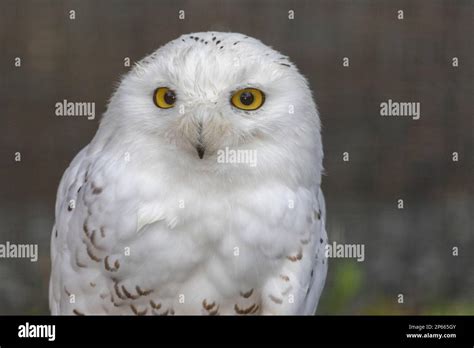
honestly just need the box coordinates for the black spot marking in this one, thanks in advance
[220,46,224,49]
[200,39,204,42]
[205,41,208,44]
[215,40,221,45]
[77,185,82,193]
[150,300,162,310]
[233,41,240,45]
[311,270,314,277]
[240,288,254,298]
[73,309,84,316]
[194,37,199,41]
[55,230,58,238]
[190,36,194,39]
[320,238,323,244]
[212,37,216,41]
[280,63,291,67]
[67,205,73,212]
[92,187,103,195]
[83,222,89,235]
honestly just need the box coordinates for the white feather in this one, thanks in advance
[50,32,327,315]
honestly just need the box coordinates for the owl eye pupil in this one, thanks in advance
[240,91,254,106]
[164,91,176,105]
[230,88,264,111]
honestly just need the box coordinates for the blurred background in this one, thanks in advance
[0,0,472,314]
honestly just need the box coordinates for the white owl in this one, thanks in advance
[49,32,327,315]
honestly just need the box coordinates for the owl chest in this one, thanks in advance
[145,189,302,277]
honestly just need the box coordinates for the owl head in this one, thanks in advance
[98,32,323,185]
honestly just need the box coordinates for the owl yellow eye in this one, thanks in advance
[231,88,265,111]
[153,87,176,109]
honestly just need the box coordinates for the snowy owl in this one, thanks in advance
[49,32,327,315]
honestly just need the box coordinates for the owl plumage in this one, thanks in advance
[49,32,327,315]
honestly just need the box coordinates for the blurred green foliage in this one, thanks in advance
[319,260,474,315]
[319,260,363,314]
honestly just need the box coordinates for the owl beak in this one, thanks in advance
[195,121,205,159]
[196,144,205,159]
